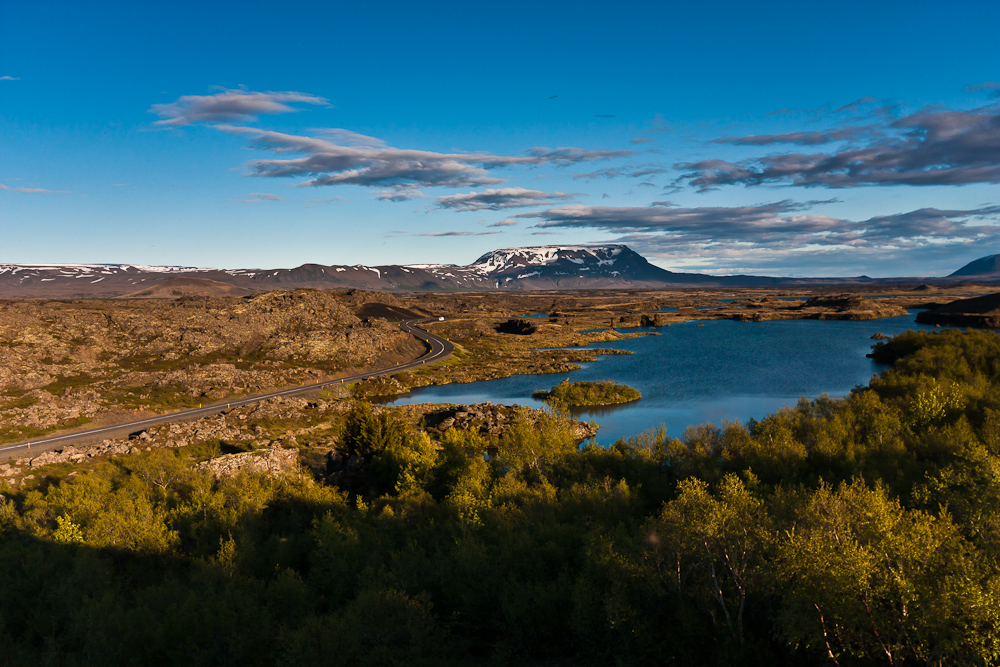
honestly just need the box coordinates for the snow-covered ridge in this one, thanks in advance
[0,244,630,281]
[467,244,627,275]
[0,264,274,282]
[0,263,214,275]
[0,243,654,294]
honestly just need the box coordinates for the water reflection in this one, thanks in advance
[379,312,943,445]
[564,400,640,418]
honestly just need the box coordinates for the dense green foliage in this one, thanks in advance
[534,378,641,406]
[3,329,1000,664]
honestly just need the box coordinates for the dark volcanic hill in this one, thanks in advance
[425,245,726,290]
[916,292,1000,328]
[950,254,1000,278]
[0,244,890,298]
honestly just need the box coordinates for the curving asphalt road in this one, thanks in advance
[0,319,453,461]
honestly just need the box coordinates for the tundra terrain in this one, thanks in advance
[0,282,985,449]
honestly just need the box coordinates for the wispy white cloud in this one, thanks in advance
[0,76,19,81]
[710,126,874,146]
[966,81,1000,95]
[0,183,69,194]
[218,124,635,191]
[523,200,1000,242]
[236,192,284,203]
[155,88,637,194]
[513,200,1000,275]
[376,189,426,202]
[304,196,348,203]
[315,129,386,147]
[435,187,571,212]
[150,88,328,126]
[415,230,502,237]
[680,95,1000,189]
[573,165,669,180]
[513,200,1000,272]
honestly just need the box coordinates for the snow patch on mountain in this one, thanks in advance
[467,245,626,275]
[0,263,212,277]
[0,243,694,297]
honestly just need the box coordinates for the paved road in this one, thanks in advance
[0,319,453,461]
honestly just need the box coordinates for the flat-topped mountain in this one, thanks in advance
[0,244,916,298]
[464,245,709,288]
[412,244,727,290]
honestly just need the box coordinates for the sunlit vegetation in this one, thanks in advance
[3,329,1000,664]
[534,378,641,407]
[404,313,650,389]
[0,290,425,444]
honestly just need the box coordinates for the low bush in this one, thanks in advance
[533,379,641,407]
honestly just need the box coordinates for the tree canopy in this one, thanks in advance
[2,329,1000,665]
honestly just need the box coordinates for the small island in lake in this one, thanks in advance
[534,379,641,407]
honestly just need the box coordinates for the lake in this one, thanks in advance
[379,313,945,444]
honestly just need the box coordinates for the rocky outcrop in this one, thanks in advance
[2,387,103,431]
[420,403,598,441]
[732,311,767,322]
[0,290,421,436]
[798,295,907,320]
[639,314,662,328]
[1,396,335,481]
[197,444,299,479]
[495,319,537,335]
[745,297,793,309]
[727,295,909,322]
[915,293,1000,328]
[6,418,257,472]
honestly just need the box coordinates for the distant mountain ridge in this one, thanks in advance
[461,245,693,288]
[0,243,973,299]
[409,244,725,289]
[950,254,1000,278]
[0,245,703,297]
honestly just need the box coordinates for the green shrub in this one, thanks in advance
[533,379,640,407]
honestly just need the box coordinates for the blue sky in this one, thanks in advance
[2,0,999,276]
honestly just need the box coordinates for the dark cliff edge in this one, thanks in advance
[915,292,1000,328]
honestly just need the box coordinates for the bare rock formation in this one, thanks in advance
[798,295,907,320]
[421,403,598,441]
[495,319,538,335]
[0,290,422,441]
[915,293,1000,328]
[2,396,334,480]
[197,444,299,479]
[639,314,662,328]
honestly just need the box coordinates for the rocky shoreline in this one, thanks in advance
[915,292,1000,328]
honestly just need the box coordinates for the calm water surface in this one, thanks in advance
[380,313,943,444]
